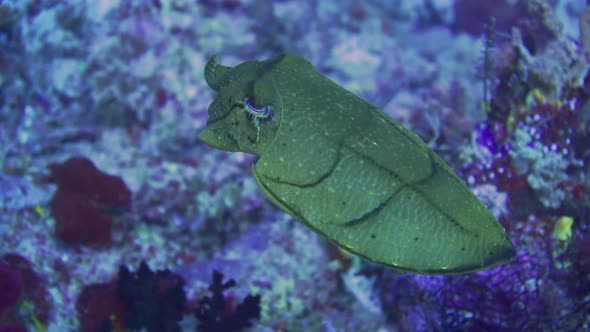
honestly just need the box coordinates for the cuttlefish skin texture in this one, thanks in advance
[200,54,515,275]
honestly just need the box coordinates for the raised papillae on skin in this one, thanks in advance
[200,54,515,275]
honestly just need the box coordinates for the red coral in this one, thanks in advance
[0,254,51,328]
[50,191,113,245]
[76,262,187,332]
[0,323,27,332]
[48,156,131,246]
[76,283,127,332]
[0,259,22,315]
[48,157,131,208]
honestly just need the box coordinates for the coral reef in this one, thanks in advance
[0,0,589,331]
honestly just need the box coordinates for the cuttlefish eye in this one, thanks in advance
[245,98,271,118]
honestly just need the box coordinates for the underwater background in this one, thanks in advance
[0,0,589,331]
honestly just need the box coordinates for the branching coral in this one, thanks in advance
[117,262,186,332]
[195,270,261,332]
[381,225,588,331]
[439,254,552,330]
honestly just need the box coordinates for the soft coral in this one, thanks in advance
[48,157,131,208]
[0,254,50,331]
[76,282,127,332]
[47,156,131,246]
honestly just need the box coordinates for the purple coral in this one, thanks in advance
[381,249,584,330]
[441,255,548,330]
